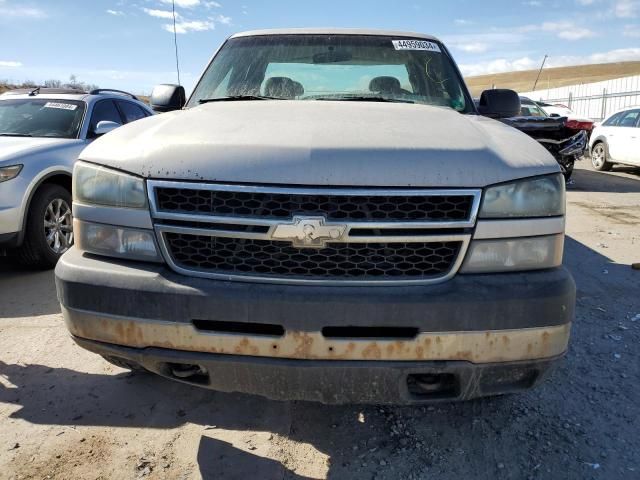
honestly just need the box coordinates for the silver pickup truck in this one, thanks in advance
[55,29,575,404]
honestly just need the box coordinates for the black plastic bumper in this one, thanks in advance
[76,336,562,404]
[55,249,575,333]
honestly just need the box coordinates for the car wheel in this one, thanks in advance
[16,184,73,269]
[591,142,612,171]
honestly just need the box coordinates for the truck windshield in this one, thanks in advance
[0,98,85,139]
[188,34,471,112]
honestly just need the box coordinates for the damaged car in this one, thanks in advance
[499,97,592,181]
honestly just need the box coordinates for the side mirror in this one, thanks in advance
[478,89,521,119]
[94,120,121,136]
[150,84,186,113]
[550,113,561,117]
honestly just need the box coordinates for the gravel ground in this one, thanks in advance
[1,162,639,480]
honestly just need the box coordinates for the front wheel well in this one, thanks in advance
[40,173,72,194]
[19,172,72,242]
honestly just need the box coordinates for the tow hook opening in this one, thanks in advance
[165,363,210,385]
[407,373,459,400]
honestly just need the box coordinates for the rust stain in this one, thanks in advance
[292,332,314,358]
[456,350,473,361]
[362,343,382,359]
[63,307,571,363]
[234,338,251,354]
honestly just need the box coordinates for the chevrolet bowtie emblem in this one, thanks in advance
[271,216,347,248]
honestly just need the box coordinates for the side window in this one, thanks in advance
[88,100,122,137]
[117,101,148,123]
[617,109,640,128]
[603,111,623,127]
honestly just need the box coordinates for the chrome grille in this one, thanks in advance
[149,181,481,286]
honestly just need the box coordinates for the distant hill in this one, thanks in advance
[465,61,640,96]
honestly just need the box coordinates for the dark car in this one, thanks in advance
[502,97,591,180]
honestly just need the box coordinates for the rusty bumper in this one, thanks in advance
[55,249,574,402]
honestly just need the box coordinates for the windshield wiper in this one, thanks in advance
[315,96,414,104]
[0,133,33,137]
[199,95,283,104]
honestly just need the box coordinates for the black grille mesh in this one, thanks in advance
[165,233,461,279]
[156,188,473,222]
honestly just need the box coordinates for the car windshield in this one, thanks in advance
[0,98,85,139]
[520,101,548,117]
[188,34,471,112]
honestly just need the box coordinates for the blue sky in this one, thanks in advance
[0,0,639,94]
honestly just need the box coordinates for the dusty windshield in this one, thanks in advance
[0,99,85,139]
[188,35,470,111]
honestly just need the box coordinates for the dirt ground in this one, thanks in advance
[1,162,639,480]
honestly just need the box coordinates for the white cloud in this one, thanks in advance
[162,20,214,34]
[215,14,231,24]
[0,60,22,68]
[106,9,125,16]
[523,0,542,6]
[576,0,595,5]
[615,0,639,17]
[204,1,222,7]
[443,31,527,55]
[623,24,640,36]
[159,0,201,8]
[143,8,176,19]
[0,3,46,18]
[460,57,538,77]
[537,21,596,40]
[456,42,488,53]
[454,19,472,25]
[461,48,640,77]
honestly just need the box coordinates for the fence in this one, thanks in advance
[520,74,640,121]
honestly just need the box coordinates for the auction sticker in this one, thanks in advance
[392,40,441,52]
[43,102,78,110]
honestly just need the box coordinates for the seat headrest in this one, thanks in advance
[369,76,402,94]
[264,77,304,99]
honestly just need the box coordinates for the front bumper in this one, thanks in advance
[55,248,575,403]
[76,336,562,404]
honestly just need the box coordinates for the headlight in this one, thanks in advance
[74,161,147,208]
[480,174,565,218]
[0,164,23,182]
[461,234,564,273]
[74,219,162,262]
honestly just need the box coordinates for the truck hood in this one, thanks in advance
[80,101,559,187]
[0,137,84,165]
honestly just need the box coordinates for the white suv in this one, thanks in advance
[0,88,153,268]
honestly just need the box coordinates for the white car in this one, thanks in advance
[54,29,575,404]
[0,88,154,268]
[589,107,640,171]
